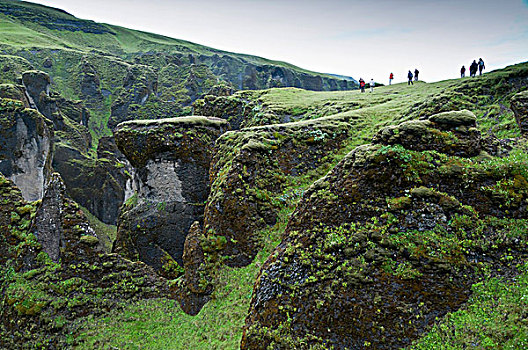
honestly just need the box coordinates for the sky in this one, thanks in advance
[27,0,528,84]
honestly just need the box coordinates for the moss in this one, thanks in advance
[79,235,99,246]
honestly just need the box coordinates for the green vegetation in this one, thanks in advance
[409,263,528,350]
[73,202,291,349]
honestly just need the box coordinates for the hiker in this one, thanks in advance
[478,58,485,75]
[470,60,478,77]
[414,69,419,81]
[370,79,375,92]
[359,78,366,92]
[461,65,466,78]
[407,70,413,85]
[389,72,394,85]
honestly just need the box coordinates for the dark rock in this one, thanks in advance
[108,64,158,129]
[0,84,30,106]
[0,98,53,201]
[42,57,53,68]
[113,116,229,278]
[242,113,528,349]
[178,221,212,315]
[79,57,103,106]
[511,90,528,136]
[204,115,358,267]
[0,173,177,348]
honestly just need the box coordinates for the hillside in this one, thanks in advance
[0,0,360,227]
[0,0,528,349]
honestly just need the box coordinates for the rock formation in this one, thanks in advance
[0,173,176,348]
[113,116,229,278]
[0,98,52,201]
[204,115,359,267]
[241,110,528,349]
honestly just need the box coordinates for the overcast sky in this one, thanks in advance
[28,0,528,84]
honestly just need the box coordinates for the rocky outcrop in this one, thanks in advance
[113,116,229,278]
[0,98,52,201]
[79,57,103,106]
[204,115,359,267]
[242,111,528,349]
[511,90,528,136]
[179,221,212,315]
[0,174,175,348]
[193,91,258,129]
[373,110,481,157]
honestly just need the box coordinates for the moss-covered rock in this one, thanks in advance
[242,114,528,349]
[204,115,358,268]
[113,116,229,279]
[0,174,177,349]
[373,110,481,157]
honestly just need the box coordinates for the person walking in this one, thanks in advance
[370,79,375,92]
[460,65,466,78]
[389,72,394,85]
[407,70,413,85]
[414,68,419,81]
[470,60,478,77]
[359,78,366,93]
[478,58,485,76]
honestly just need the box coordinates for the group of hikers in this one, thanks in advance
[358,68,419,92]
[358,57,486,93]
[358,78,376,93]
[460,58,485,78]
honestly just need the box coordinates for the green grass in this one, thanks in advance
[409,263,528,350]
[73,207,287,349]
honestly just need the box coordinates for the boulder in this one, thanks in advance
[242,112,528,349]
[113,116,229,278]
[511,90,528,136]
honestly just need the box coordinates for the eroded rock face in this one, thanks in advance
[113,116,229,278]
[511,90,528,136]
[0,98,52,201]
[178,221,212,315]
[108,64,158,129]
[242,111,528,349]
[0,174,176,348]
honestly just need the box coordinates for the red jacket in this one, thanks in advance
[389,73,394,79]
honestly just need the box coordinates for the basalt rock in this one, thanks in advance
[0,98,53,201]
[511,90,528,136]
[79,57,103,106]
[0,174,176,348]
[113,116,229,278]
[242,111,528,349]
[204,115,358,268]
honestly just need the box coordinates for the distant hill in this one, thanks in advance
[0,0,356,121]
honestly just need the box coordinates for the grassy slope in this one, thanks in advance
[73,63,528,349]
[0,0,337,78]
